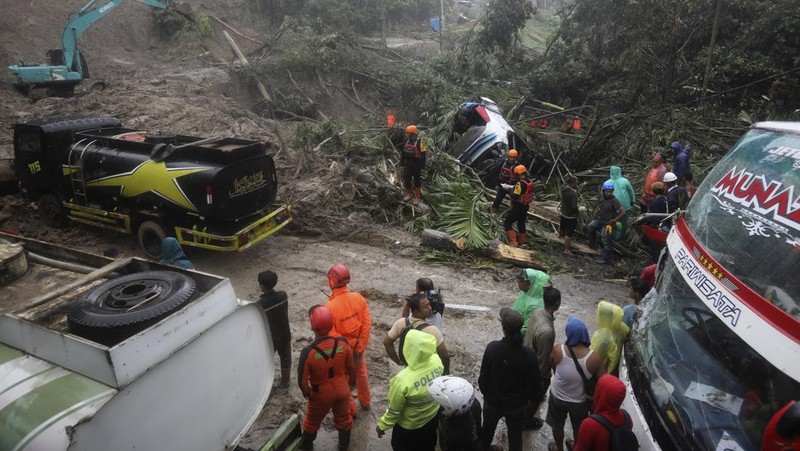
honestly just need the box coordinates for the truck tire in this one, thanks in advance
[138,220,167,259]
[38,193,69,228]
[67,270,197,345]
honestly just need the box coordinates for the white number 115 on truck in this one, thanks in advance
[623,122,800,450]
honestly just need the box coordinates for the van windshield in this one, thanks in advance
[634,259,800,449]
[683,127,800,319]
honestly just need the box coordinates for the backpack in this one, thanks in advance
[397,318,434,365]
[589,410,639,451]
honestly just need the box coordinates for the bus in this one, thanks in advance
[622,122,800,450]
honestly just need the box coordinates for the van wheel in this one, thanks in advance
[38,193,69,228]
[67,270,197,345]
[138,220,166,259]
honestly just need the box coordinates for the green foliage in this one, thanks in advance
[252,0,438,35]
[151,9,189,39]
[153,10,213,57]
[192,13,213,39]
[477,0,535,56]
[533,0,799,116]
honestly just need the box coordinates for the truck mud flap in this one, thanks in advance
[175,205,293,252]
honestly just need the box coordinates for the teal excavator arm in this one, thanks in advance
[8,0,171,95]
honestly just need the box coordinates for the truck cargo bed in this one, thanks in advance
[0,232,252,389]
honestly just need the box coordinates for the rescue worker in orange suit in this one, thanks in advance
[298,305,355,451]
[572,115,581,132]
[399,124,427,205]
[502,165,534,247]
[325,263,373,414]
[491,149,519,213]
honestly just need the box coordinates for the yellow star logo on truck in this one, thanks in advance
[87,160,208,211]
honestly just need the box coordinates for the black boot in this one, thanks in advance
[337,429,351,450]
[298,431,317,450]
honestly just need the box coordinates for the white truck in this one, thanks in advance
[0,231,275,450]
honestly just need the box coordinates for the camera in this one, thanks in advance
[424,289,444,314]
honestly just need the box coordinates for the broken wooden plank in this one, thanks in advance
[420,229,549,271]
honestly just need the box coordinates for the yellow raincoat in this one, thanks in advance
[590,301,630,375]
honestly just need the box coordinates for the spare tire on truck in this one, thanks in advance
[68,270,197,346]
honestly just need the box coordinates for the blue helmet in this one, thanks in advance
[602,181,615,192]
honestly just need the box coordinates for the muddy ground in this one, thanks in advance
[0,2,645,449]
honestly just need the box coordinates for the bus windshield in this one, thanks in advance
[683,127,800,318]
[633,259,800,449]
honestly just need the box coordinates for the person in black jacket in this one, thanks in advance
[479,308,541,451]
[257,270,292,388]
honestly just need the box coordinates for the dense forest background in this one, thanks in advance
[243,0,798,164]
[221,0,799,247]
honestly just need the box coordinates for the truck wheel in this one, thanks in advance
[38,194,69,228]
[138,220,166,259]
[67,270,197,345]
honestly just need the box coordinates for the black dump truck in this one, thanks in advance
[13,116,292,258]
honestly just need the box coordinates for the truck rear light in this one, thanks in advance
[206,185,213,205]
[475,105,490,123]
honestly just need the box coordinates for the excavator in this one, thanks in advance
[7,0,185,97]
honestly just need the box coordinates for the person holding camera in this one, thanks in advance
[401,277,445,331]
[385,292,450,375]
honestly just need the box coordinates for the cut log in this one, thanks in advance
[420,229,549,271]
[538,231,600,256]
[222,31,272,105]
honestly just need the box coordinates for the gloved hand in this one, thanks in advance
[501,184,513,191]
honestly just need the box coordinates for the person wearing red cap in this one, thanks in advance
[325,263,373,412]
[297,305,355,451]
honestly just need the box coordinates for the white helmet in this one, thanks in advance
[662,172,678,183]
[427,376,475,416]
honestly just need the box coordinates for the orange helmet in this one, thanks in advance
[309,305,333,334]
[508,149,519,158]
[405,125,418,134]
[513,165,527,175]
[327,264,351,288]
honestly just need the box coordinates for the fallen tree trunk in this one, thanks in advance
[420,229,549,271]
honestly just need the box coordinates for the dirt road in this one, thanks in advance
[57,226,626,450]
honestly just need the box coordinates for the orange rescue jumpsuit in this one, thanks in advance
[298,336,355,433]
[326,286,372,411]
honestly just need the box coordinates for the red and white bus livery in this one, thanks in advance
[623,122,800,450]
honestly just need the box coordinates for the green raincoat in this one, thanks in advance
[377,329,444,431]
[605,166,636,211]
[512,268,551,336]
[590,301,630,375]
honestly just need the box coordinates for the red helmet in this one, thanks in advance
[309,305,334,334]
[327,264,351,288]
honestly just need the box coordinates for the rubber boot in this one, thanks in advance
[279,369,290,388]
[298,431,317,450]
[412,187,421,205]
[506,230,518,247]
[517,232,527,247]
[337,429,352,451]
[402,187,414,202]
